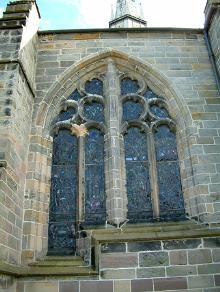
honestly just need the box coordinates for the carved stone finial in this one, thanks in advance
[71,124,88,137]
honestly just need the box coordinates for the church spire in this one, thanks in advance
[109,0,147,28]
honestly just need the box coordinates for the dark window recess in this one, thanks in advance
[68,89,82,101]
[55,108,76,123]
[150,105,169,119]
[123,101,143,121]
[121,78,139,95]
[48,130,78,255]
[154,126,185,221]
[85,79,103,95]
[124,127,153,223]
[85,129,106,225]
[84,102,104,122]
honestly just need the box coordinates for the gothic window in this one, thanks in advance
[48,79,106,255]
[121,77,185,222]
[48,66,185,255]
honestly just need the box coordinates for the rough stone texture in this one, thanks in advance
[0,0,220,291]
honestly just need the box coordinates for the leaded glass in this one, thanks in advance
[48,129,78,255]
[121,78,139,95]
[68,89,82,101]
[85,79,103,95]
[85,129,106,225]
[55,108,76,123]
[124,127,152,222]
[123,101,143,121]
[84,102,104,122]
[157,161,185,220]
[154,125,178,161]
[155,125,185,220]
[143,90,155,100]
[150,105,169,119]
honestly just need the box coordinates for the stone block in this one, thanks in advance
[24,282,58,292]
[139,251,169,267]
[188,275,215,288]
[59,281,79,292]
[100,253,138,269]
[154,277,187,291]
[166,265,197,277]
[127,241,161,252]
[188,249,212,264]
[213,249,220,262]
[114,280,131,292]
[101,243,126,253]
[131,279,153,292]
[170,250,187,265]
[137,267,165,278]
[203,237,220,248]
[101,269,135,279]
[214,274,220,286]
[80,280,113,292]
[163,239,201,250]
[198,263,220,274]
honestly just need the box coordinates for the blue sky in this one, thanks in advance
[0,0,207,30]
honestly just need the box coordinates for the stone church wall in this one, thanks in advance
[0,1,220,291]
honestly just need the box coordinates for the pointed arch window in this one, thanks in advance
[121,77,185,222]
[48,79,106,255]
[48,67,186,255]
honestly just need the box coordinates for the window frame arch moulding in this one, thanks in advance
[24,49,197,261]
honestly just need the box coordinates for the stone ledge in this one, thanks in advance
[90,221,220,243]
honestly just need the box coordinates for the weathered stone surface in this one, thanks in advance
[139,251,169,267]
[131,279,153,292]
[154,277,187,291]
[127,241,161,252]
[163,239,201,250]
[169,250,187,265]
[100,253,138,269]
[114,280,131,292]
[80,280,113,292]
[188,249,212,264]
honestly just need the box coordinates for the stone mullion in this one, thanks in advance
[77,136,85,223]
[148,130,160,219]
[104,59,127,226]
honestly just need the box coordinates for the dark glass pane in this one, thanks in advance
[150,105,169,119]
[157,161,185,220]
[68,89,82,101]
[143,90,155,100]
[53,130,78,165]
[121,78,139,95]
[85,129,106,225]
[124,127,152,223]
[84,102,104,122]
[85,79,103,95]
[124,127,148,161]
[154,125,178,161]
[48,129,77,255]
[55,108,76,123]
[123,101,142,121]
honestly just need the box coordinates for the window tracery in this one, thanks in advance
[48,67,185,255]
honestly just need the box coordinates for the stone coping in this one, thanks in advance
[38,27,204,35]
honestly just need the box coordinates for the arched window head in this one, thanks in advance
[122,77,185,222]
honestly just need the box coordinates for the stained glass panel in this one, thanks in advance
[124,127,152,222]
[84,102,104,122]
[123,101,143,121]
[48,129,78,255]
[68,89,82,101]
[55,108,76,123]
[150,105,169,119]
[85,129,106,225]
[143,90,155,100]
[85,79,103,95]
[157,161,185,220]
[121,78,139,95]
[154,125,178,161]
